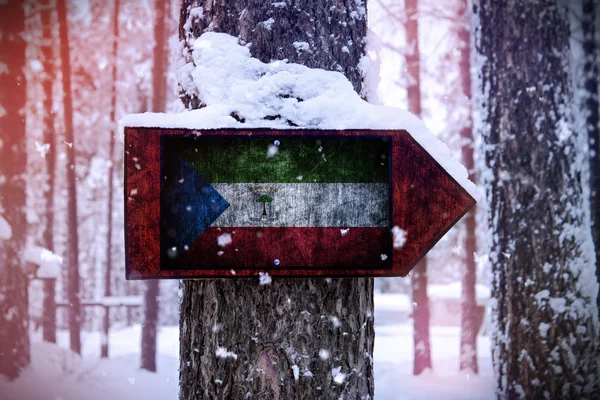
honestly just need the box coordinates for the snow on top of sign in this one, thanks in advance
[121,32,475,197]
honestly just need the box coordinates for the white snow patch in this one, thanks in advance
[35,141,51,158]
[217,233,232,247]
[319,349,330,360]
[391,226,407,248]
[293,41,310,53]
[258,272,272,285]
[0,215,12,239]
[332,366,346,384]
[291,364,299,380]
[267,144,278,157]
[340,228,349,236]
[215,347,238,360]
[259,18,275,30]
[24,245,63,278]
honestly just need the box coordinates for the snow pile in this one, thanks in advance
[121,32,475,196]
[23,245,62,278]
[0,215,11,239]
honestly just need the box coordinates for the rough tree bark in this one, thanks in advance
[0,0,30,380]
[474,0,600,397]
[141,0,169,373]
[178,1,374,399]
[457,0,478,374]
[101,0,120,360]
[404,0,432,376]
[582,0,600,312]
[57,0,81,355]
[40,0,58,344]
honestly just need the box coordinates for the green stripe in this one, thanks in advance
[165,136,389,183]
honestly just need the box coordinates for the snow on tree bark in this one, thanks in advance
[57,0,82,355]
[177,1,373,399]
[456,0,478,374]
[404,0,432,376]
[473,0,600,397]
[0,0,31,380]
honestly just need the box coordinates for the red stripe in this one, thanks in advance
[168,227,391,269]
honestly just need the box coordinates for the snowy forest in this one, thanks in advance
[0,0,599,399]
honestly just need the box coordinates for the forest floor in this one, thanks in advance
[1,294,495,400]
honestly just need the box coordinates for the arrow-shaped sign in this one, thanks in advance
[124,128,475,279]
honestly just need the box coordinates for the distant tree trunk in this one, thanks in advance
[457,0,478,374]
[410,260,431,375]
[178,1,373,399]
[0,0,31,380]
[404,0,432,376]
[40,0,58,345]
[57,0,81,355]
[141,0,169,372]
[582,0,600,312]
[101,0,120,360]
[474,0,600,397]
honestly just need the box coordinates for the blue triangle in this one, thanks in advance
[161,157,229,260]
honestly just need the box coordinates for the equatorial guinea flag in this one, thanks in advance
[160,135,392,271]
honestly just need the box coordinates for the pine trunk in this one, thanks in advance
[582,0,600,312]
[40,0,58,344]
[101,0,121,360]
[0,0,31,380]
[177,1,374,399]
[57,0,81,355]
[404,0,432,376]
[474,0,600,397]
[457,0,478,374]
[141,0,169,373]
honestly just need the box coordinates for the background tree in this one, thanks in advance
[474,0,600,397]
[581,0,600,310]
[141,0,170,373]
[57,0,81,355]
[178,1,374,398]
[0,0,31,380]
[404,0,433,376]
[457,0,478,374]
[101,0,120,360]
[39,0,58,344]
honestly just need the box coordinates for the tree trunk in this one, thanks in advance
[404,0,432,376]
[410,259,431,375]
[0,0,31,380]
[57,0,81,355]
[178,1,373,399]
[141,0,168,373]
[457,0,478,374]
[582,0,600,314]
[101,0,121,360]
[474,0,600,397]
[40,0,58,345]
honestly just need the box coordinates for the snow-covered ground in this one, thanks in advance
[2,294,494,400]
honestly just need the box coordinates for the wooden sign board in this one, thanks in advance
[124,127,475,279]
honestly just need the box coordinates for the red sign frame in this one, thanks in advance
[124,127,475,279]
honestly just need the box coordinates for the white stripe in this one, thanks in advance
[211,183,388,227]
